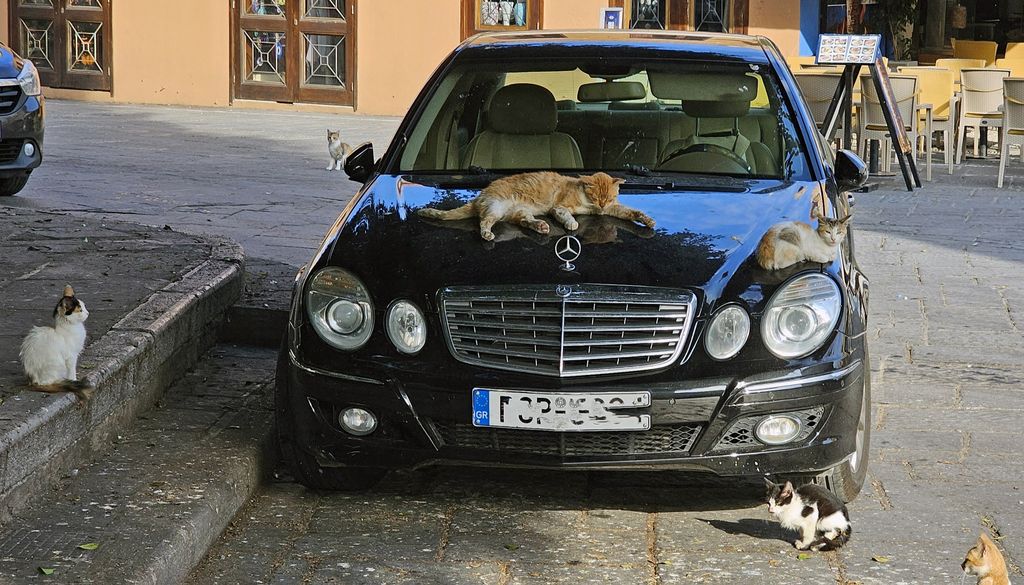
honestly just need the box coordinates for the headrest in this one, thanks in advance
[577,81,647,102]
[487,84,557,134]
[649,71,757,117]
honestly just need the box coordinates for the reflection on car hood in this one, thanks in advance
[323,175,822,305]
[0,45,23,79]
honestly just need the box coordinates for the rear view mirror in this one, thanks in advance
[344,142,375,184]
[834,149,867,192]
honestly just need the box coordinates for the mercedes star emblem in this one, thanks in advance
[555,235,582,271]
[555,284,572,298]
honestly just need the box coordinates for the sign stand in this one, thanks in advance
[816,34,921,192]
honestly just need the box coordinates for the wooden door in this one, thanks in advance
[10,0,113,91]
[232,0,356,106]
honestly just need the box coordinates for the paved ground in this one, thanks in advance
[0,207,211,399]
[4,100,400,267]
[7,101,1024,583]
[186,156,1024,585]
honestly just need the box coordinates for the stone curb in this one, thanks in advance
[0,345,276,585]
[0,238,245,523]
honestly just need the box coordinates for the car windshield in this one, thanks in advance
[394,54,811,180]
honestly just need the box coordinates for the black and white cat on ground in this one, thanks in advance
[765,478,852,551]
[19,285,93,400]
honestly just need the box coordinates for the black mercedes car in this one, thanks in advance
[277,30,872,502]
[0,42,43,197]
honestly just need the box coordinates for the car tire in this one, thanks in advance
[275,352,387,491]
[800,352,872,503]
[0,175,29,197]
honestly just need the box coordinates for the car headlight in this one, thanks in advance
[705,305,750,360]
[305,267,374,350]
[17,60,41,97]
[761,274,842,359]
[386,300,427,354]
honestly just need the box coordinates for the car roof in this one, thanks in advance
[460,29,772,62]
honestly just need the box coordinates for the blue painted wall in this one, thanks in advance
[799,0,820,55]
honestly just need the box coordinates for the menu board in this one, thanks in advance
[816,34,881,64]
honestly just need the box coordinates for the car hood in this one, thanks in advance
[0,44,23,79]
[322,174,824,308]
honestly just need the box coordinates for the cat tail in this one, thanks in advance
[811,525,852,552]
[755,229,779,270]
[32,379,94,401]
[416,202,476,220]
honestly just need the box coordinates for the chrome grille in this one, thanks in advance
[439,285,696,377]
[0,86,21,115]
[433,422,701,456]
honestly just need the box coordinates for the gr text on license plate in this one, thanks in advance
[471,389,651,432]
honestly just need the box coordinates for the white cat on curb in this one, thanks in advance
[19,285,93,400]
[326,129,353,171]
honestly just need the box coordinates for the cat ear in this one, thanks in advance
[63,284,75,298]
[781,481,794,494]
[838,214,853,224]
[613,178,626,185]
[978,534,989,556]
[764,477,775,489]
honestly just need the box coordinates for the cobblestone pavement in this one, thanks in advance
[187,158,1024,585]
[11,101,1024,582]
[4,100,400,267]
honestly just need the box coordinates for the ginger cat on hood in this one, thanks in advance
[417,171,654,241]
[963,532,1012,585]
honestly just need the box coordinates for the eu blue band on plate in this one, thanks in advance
[473,389,490,426]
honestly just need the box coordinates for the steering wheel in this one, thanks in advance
[657,143,753,174]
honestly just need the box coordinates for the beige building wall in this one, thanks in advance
[112,1,230,106]
[356,0,462,116]
[0,4,8,46]
[545,0,609,29]
[746,0,801,58]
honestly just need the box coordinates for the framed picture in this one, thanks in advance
[601,7,624,29]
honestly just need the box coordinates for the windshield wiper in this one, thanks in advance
[624,164,653,176]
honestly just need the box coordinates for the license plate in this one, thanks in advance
[472,389,651,431]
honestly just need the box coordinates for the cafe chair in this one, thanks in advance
[957,68,1011,164]
[952,39,998,67]
[859,74,928,178]
[898,66,958,174]
[997,78,1024,188]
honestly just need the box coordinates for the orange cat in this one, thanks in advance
[963,532,1011,585]
[416,171,655,241]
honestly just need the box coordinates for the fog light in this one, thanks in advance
[755,415,801,445]
[339,407,377,436]
[23,142,35,157]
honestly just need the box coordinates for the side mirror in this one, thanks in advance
[834,149,867,192]
[344,142,375,184]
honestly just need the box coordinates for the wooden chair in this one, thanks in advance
[952,39,997,66]
[998,78,1024,187]
[957,68,1011,164]
[898,66,958,174]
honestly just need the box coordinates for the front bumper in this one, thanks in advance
[0,92,43,176]
[280,351,866,478]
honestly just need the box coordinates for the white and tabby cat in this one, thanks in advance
[756,201,851,271]
[765,479,851,551]
[326,129,353,171]
[19,285,93,400]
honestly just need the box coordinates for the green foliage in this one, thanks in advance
[871,0,920,59]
